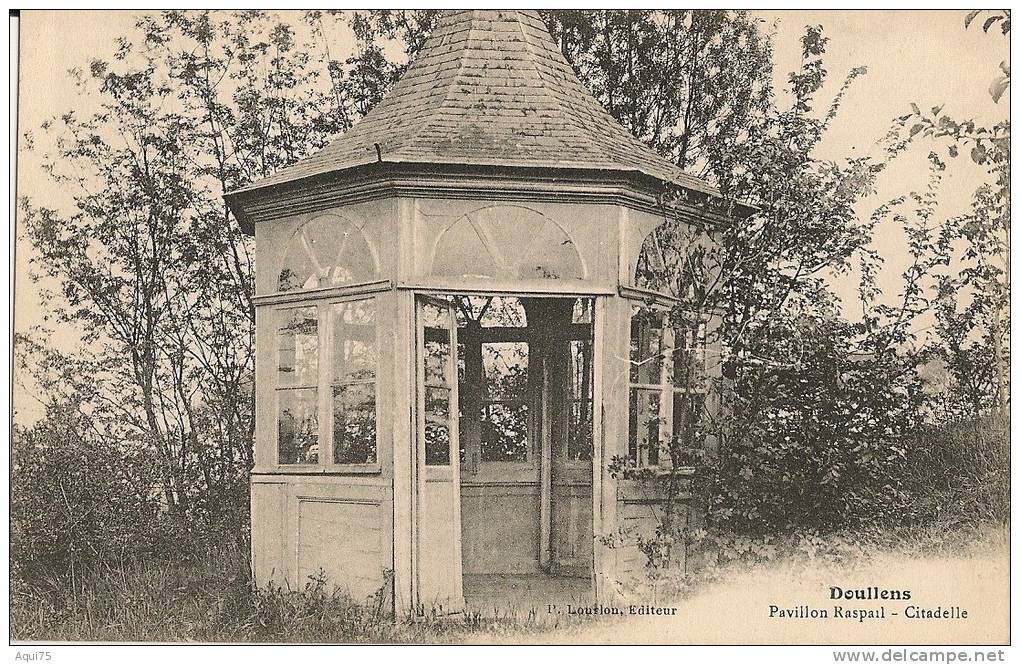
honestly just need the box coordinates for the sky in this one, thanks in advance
[758,10,1008,307]
[13,9,1010,424]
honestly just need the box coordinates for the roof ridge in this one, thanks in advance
[512,12,620,169]
[385,10,477,163]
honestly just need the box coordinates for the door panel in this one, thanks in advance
[551,465,593,576]
[549,326,594,576]
[414,297,464,615]
[460,482,541,574]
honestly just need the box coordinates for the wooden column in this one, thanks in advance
[392,197,416,616]
[392,290,414,616]
[460,320,483,475]
[590,295,607,599]
[539,356,552,570]
[596,294,629,600]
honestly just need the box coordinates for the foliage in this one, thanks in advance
[617,24,913,539]
[11,400,166,587]
[895,41,1010,423]
[616,13,1008,553]
[11,547,595,642]
[11,341,250,590]
[17,10,388,585]
[964,10,1011,37]
[15,9,1010,602]
[542,10,773,175]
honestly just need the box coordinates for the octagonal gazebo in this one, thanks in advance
[225,9,744,616]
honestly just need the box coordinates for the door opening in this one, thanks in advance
[452,295,595,612]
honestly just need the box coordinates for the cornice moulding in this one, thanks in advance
[225,163,747,236]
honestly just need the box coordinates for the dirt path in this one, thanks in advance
[469,537,1009,645]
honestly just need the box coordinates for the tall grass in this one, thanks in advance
[11,547,589,643]
[15,523,1008,643]
[901,411,1009,526]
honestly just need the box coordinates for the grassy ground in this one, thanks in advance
[10,546,597,643]
[11,523,1008,644]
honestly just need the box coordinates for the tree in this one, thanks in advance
[895,11,1010,422]
[19,10,389,542]
[542,10,774,175]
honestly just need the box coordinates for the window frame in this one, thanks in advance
[275,304,320,466]
[275,215,380,294]
[271,292,382,475]
[460,327,537,477]
[626,301,708,471]
[454,296,595,478]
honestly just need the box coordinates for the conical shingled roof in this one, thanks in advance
[230,9,719,197]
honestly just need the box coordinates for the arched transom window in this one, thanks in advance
[278,215,378,292]
[634,217,705,298]
[431,205,584,281]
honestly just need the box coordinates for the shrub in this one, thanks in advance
[11,400,250,590]
[11,407,166,586]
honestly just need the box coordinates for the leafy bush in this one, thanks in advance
[618,317,1007,582]
[12,405,163,586]
[11,399,249,590]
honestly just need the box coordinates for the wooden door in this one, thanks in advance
[528,298,594,578]
[413,296,464,615]
[548,333,594,577]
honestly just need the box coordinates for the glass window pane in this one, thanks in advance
[571,298,593,324]
[628,388,661,466]
[327,227,376,287]
[425,386,452,466]
[425,385,451,420]
[634,219,699,294]
[331,299,376,383]
[673,345,706,389]
[278,307,318,387]
[278,388,318,464]
[278,217,377,292]
[568,401,593,462]
[671,324,707,390]
[481,403,529,462]
[480,296,527,328]
[568,339,593,461]
[630,309,663,384]
[422,301,454,466]
[332,383,376,464]
[479,341,529,463]
[482,342,528,401]
[424,335,450,386]
[278,249,320,292]
[330,299,378,466]
[672,392,706,450]
[422,302,452,386]
[451,296,528,328]
[634,225,669,293]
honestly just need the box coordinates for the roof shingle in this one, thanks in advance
[230,10,719,197]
